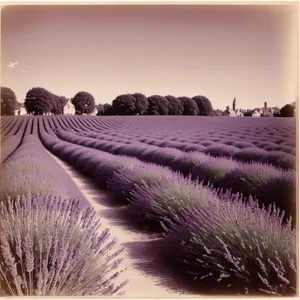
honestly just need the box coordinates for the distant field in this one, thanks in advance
[0,115,297,296]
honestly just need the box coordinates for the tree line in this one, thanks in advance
[1,87,214,116]
[0,86,295,117]
[97,93,213,116]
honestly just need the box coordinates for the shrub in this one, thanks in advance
[66,147,89,164]
[83,152,113,177]
[231,141,255,149]
[0,157,67,200]
[183,143,207,153]
[205,144,239,158]
[256,171,296,226]
[218,162,282,199]
[162,195,296,295]
[191,157,237,186]
[199,140,214,147]
[0,195,128,296]
[93,155,142,188]
[107,163,177,203]
[233,147,268,163]
[262,151,296,170]
[147,147,184,166]
[129,176,219,230]
[173,152,209,176]
[0,135,21,163]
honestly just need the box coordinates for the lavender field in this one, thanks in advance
[0,115,297,296]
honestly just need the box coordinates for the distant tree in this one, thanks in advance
[103,103,115,115]
[132,93,148,115]
[95,103,105,115]
[178,97,199,115]
[243,110,253,117]
[51,95,68,115]
[165,95,184,115]
[112,94,136,115]
[279,104,294,117]
[211,109,223,116]
[24,87,53,115]
[1,87,17,116]
[71,91,95,115]
[146,95,169,115]
[192,95,213,116]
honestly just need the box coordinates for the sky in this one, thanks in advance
[1,4,299,110]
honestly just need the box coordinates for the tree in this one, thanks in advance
[51,95,68,115]
[146,95,169,115]
[279,104,294,117]
[24,87,53,115]
[112,94,136,115]
[178,97,199,115]
[211,109,223,116]
[132,93,148,115]
[1,87,17,116]
[95,103,104,115]
[71,91,95,115]
[165,95,184,115]
[192,95,213,116]
[103,103,115,115]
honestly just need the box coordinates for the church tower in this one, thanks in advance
[233,97,236,111]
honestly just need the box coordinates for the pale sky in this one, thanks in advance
[1,4,299,109]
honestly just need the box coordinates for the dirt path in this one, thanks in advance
[47,151,193,297]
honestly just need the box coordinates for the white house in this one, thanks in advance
[64,100,75,115]
[14,103,27,116]
[251,109,261,117]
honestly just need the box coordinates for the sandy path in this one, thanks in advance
[47,151,193,297]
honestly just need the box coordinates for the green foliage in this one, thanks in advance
[1,87,17,116]
[72,91,95,115]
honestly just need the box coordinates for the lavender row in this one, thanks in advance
[76,129,295,170]
[55,129,296,220]
[40,127,296,295]
[0,134,87,207]
[0,118,30,163]
[85,116,295,151]
[0,132,127,296]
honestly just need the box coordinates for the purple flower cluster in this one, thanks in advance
[162,195,296,295]
[0,194,127,296]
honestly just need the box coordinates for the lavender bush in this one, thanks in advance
[205,144,239,158]
[191,157,237,186]
[147,147,184,166]
[107,163,179,203]
[173,151,209,176]
[0,135,22,163]
[0,155,67,200]
[218,162,283,198]
[231,141,255,149]
[129,175,219,230]
[263,151,296,170]
[255,171,296,226]
[233,147,269,163]
[0,195,127,296]
[93,155,142,188]
[162,194,296,295]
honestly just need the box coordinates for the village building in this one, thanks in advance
[222,97,244,117]
[261,102,275,117]
[14,103,28,116]
[63,100,76,115]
